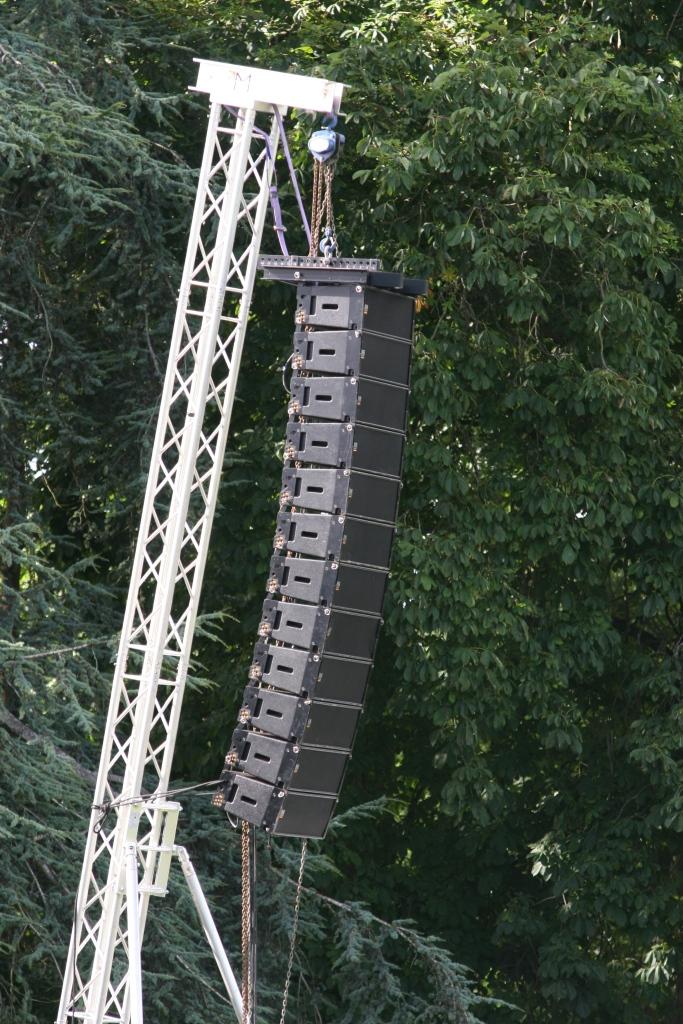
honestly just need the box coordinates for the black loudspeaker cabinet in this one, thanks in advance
[214,257,426,838]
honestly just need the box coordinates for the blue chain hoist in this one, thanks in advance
[307,115,345,258]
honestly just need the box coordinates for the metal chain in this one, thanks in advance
[324,162,336,251]
[279,840,308,1024]
[241,820,251,1024]
[308,162,322,257]
[308,160,339,257]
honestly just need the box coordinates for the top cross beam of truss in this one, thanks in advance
[192,59,345,114]
[56,61,345,1024]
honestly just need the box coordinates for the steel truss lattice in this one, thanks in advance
[56,99,279,1024]
[57,61,344,1022]
[57,59,348,1019]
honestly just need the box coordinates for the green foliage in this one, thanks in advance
[308,5,683,1021]
[3,0,683,1022]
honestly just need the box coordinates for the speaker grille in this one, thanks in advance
[215,259,426,838]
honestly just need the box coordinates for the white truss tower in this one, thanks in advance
[57,62,344,1024]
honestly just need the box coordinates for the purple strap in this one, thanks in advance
[273,106,312,249]
[269,184,289,257]
[226,105,311,252]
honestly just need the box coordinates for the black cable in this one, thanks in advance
[281,351,294,394]
[93,801,112,833]
[249,824,258,1024]
[91,776,223,817]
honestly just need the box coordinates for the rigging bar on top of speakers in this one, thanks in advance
[214,257,427,839]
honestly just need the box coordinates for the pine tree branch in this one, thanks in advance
[273,864,451,960]
[0,707,97,786]
[1,635,113,662]
[175,955,232,1005]
[0,42,21,65]
[667,0,683,38]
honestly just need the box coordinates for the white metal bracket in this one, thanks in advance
[192,59,345,115]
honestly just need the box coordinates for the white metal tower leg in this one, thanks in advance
[56,60,345,1024]
[124,847,144,1024]
[176,846,243,1021]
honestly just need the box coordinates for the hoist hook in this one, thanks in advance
[319,226,338,258]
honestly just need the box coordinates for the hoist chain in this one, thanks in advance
[324,163,335,242]
[309,161,321,257]
[279,840,308,1024]
[308,161,338,258]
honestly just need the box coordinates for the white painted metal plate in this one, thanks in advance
[193,59,345,114]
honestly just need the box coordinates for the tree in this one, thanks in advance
[294,3,683,1019]
[0,2,481,1022]
[3,0,683,1021]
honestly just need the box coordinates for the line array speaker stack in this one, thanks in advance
[214,256,427,838]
